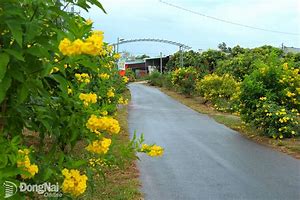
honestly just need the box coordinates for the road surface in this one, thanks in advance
[128,83,300,200]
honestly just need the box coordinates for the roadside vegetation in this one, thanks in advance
[0,1,163,199]
[148,45,300,158]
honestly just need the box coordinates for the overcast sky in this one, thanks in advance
[81,0,300,56]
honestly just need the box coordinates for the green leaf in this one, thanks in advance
[6,21,23,47]
[51,74,68,95]
[0,76,12,104]
[27,45,49,58]
[11,136,21,146]
[0,167,23,179]
[0,154,8,168]
[66,159,87,168]
[10,67,24,82]
[0,53,9,81]
[17,84,29,104]
[3,49,24,61]
[42,168,53,181]
[88,0,107,13]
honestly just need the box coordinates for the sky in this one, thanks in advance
[81,0,300,56]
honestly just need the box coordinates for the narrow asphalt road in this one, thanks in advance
[128,83,300,200]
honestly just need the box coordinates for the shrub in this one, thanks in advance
[0,1,163,198]
[125,68,136,82]
[171,67,199,96]
[162,72,173,90]
[196,74,240,112]
[148,71,164,87]
[240,62,300,138]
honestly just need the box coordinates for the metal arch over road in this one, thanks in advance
[112,38,192,67]
[111,38,192,50]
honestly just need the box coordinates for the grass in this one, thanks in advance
[154,86,300,159]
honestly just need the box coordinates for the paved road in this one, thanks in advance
[128,83,300,200]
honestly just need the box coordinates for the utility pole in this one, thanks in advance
[116,37,120,53]
[116,37,124,53]
[160,52,163,73]
[179,46,183,67]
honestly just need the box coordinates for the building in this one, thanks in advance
[145,56,169,73]
[282,46,300,54]
[125,60,147,78]
[125,56,170,77]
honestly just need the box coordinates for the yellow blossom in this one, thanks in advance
[17,149,38,179]
[58,31,104,56]
[99,73,110,80]
[86,138,111,154]
[79,93,97,106]
[61,169,88,197]
[85,19,93,25]
[123,76,129,83]
[113,53,121,59]
[86,114,120,134]
[259,96,267,101]
[107,88,115,98]
[68,88,72,95]
[140,144,164,157]
[75,73,90,83]
[100,110,108,116]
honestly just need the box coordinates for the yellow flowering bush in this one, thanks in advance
[196,73,240,112]
[240,62,300,138]
[171,67,199,96]
[0,1,163,199]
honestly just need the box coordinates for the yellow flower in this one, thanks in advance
[118,96,128,105]
[86,114,120,134]
[79,93,97,106]
[61,169,88,197]
[259,96,267,101]
[75,73,90,83]
[85,19,93,25]
[123,76,129,83]
[58,38,72,55]
[113,53,121,59]
[107,88,115,98]
[99,73,110,80]
[58,31,104,56]
[107,45,113,53]
[86,137,111,154]
[100,110,108,116]
[283,63,288,70]
[140,144,164,157]
[68,88,72,95]
[17,149,39,179]
[286,91,295,97]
